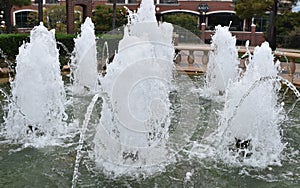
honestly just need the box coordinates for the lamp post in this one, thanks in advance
[197,3,209,24]
[267,0,278,51]
[38,0,43,23]
[112,0,116,30]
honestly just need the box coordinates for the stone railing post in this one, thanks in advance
[201,23,206,44]
[251,24,256,46]
[288,58,296,82]
[187,50,195,65]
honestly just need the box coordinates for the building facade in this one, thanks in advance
[6,0,292,45]
[7,0,243,31]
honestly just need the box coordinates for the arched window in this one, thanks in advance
[15,11,36,28]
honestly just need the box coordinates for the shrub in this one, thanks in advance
[0,34,29,60]
[0,33,75,68]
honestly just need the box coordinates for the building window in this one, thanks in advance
[108,0,125,3]
[254,16,268,32]
[108,0,136,4]
[15,11,32,28]
[154,0,178,4]
[45,0,59,4]
[159,0,178,4]
[207,13,243,31]
[34,0,58,4]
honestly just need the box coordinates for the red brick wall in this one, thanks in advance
[157,1,233,13]
[11,0,266,46]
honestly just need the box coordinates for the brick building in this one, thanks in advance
[7,0,244,31]
[5,0,290,45]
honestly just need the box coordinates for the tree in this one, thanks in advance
[276,11,300,48]
[27,5,81,33]
[0,0,31,33]
[112,0,117,30]
[277,11,300,35]
[234,0,274,19]
[163,13,199,33]
[234,0,298,50]
[92,5,126,34]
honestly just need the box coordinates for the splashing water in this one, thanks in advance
[71,17,99,93]
[97,41,109,74]
[4,23,67,147]
[72,93,100,188]
[210,42,285,168]
[0,48,13,71]
[205,25,240,96]
[92,0,174,177]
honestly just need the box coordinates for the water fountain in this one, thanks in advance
[71,17,99,93]
[91,0,175,177]
[4,23,68,147]
[205,25,240,96]
[0,1,299,187]
[210,42,285,167]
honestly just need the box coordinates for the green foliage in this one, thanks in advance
[92,5,127,34]
[12,0,30,6]
[277,34,300,49]
[234,0,274,19]
[235,0,298,19]
[276,11,300,48]
[0,33,75,67]
[163,13,200,35]
[277,11,300,35]
[27,11,39,28]
[0,0,31,33]
[0,34,29,61]
[27,5,81,33]
[100,33,123,40]
[45,5,67,31]
[2,0,31,7]
[55,34,75,66]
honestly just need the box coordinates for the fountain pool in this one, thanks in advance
[0,75,299,187]
[0,0,299,187]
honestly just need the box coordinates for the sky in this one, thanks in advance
[292,1,300,12]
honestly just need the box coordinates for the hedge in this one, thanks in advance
[55,34,76,67]
[0,34,29,61]
[0,33,76,68]
[277,35,300,50]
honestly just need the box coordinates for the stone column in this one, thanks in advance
[66,0,74,34]
[202,51,209,65]
[288,58,296,82]
[66,0,93,34]
[187,50,194,65]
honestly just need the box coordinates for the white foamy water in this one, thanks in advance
[196,42,285,168]
[92,0,175,177]
[5,23,68,147]
[71,17,99,94]
[205,25,240,96]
